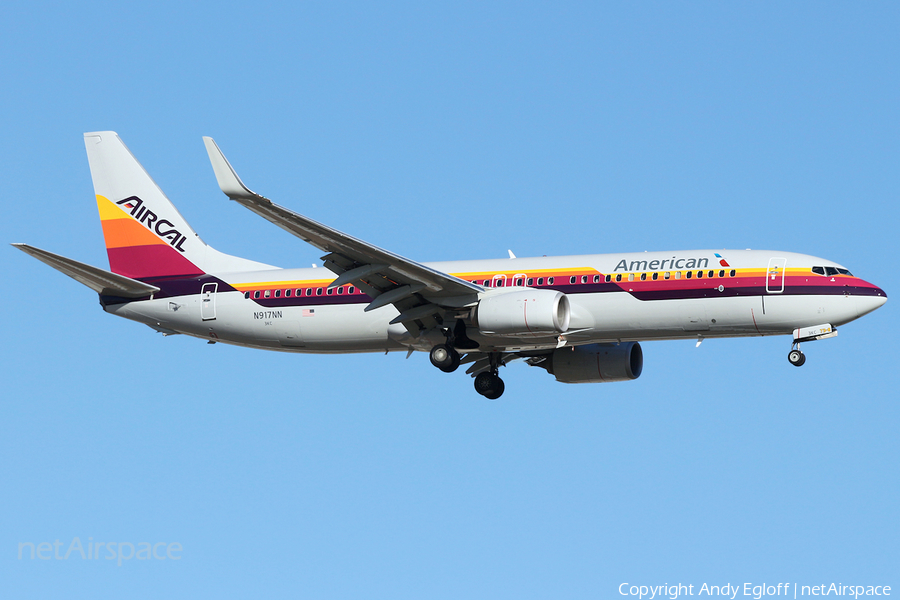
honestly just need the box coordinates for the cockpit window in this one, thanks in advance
[813,265,853,277]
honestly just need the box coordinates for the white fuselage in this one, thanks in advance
[102,249,887,354]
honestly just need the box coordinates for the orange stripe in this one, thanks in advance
[101,217,168,249]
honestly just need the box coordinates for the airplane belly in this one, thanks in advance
[292,304,395,351]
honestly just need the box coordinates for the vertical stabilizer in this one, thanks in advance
[84,132,274,279]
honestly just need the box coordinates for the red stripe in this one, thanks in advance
[107,245,203,279]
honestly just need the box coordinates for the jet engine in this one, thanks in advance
[475,289,570,336]
[542,342,643,383]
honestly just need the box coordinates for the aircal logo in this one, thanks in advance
[116,196,188,252]
[614,256,710,271]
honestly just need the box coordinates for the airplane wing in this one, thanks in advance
[203,137,483,333]
[12,244,160,298]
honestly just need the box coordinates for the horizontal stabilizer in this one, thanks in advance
[12,244,160,298]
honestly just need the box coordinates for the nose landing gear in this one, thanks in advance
[786,323,838,367]
[788,346,806,367]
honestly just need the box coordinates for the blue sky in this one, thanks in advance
[2,2,897,598]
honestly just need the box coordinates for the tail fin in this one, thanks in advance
[85,132,274,279]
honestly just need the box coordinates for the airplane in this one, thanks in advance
[13,132,887,399]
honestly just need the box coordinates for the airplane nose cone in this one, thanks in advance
[856,286,887,318]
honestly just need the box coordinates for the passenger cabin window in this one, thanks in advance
[729,269,736,277]
[628,273,635,282]
[253,291,260,299]
[537,277,544,285]
[316,288,323,296]
[675,272,682,279]
[274,290,281,298]
[664,272,671,280]
[306,288,313,296]
[696,271,703,278]
[570,276,577,284]
[548,277,554,285]
[296,289,303,296]
[708,270,714,278]
[337,287,344,294]
[527,278,534,286]
[652,272,659,280]
[244,291,250,299]
[719,270,725,278]
[686,271,692,279]
[640,273,647,281]
[615,274,622,282]
[605,275,611,283]
[593,275,600,283]
[581,275,588,284]
[264,290,271,298]
[348,286,355,294]
[326,288,333,295]
[285,289,292,297]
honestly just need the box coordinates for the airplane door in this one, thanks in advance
[201,283,218,320]
[766,258,786,293]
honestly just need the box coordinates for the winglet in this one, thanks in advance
[202,136,261,201]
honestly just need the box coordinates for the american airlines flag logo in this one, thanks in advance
[302,309,315,317]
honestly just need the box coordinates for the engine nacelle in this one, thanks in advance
[475,289,570,336]
[549,342,643,383]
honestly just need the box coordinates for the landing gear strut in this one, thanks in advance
[474,353,505,399]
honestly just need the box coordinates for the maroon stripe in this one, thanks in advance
[107,245,204,279]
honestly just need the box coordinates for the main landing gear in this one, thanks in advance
[430,343,461,373]
[429,322,504,399]
[474,352,505,399]
[474,371,505,399]
[429,320,477,374]
[428,345,506,399]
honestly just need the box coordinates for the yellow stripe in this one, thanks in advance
[453,267,599,279]
[231,267,826,291]
[96,195,130,221]
[232,279,336,290]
